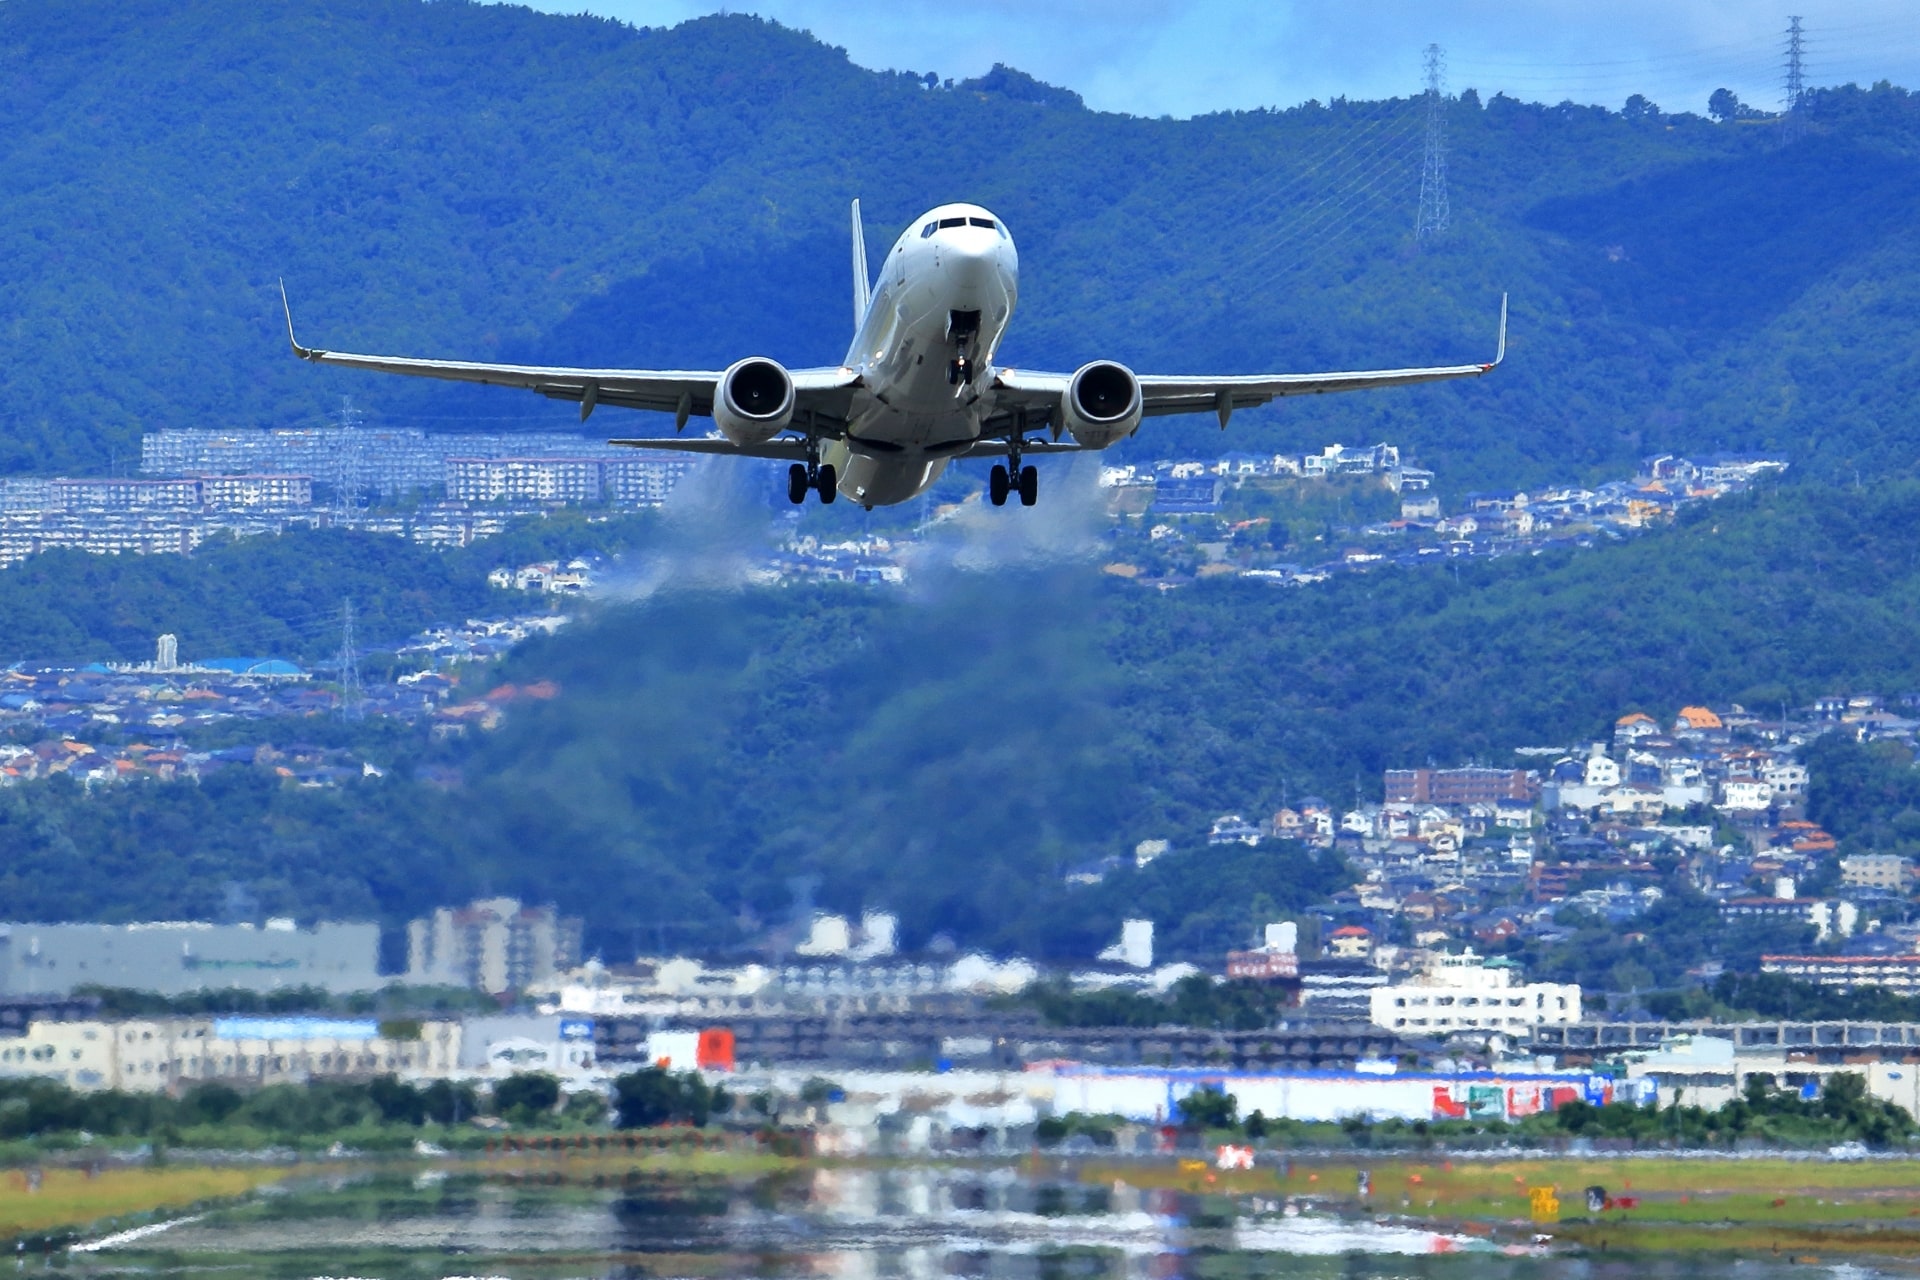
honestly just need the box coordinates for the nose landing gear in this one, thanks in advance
[947,309,982,388]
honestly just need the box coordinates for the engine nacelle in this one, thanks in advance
[712,357,795,447]
[1060,361,1143,448]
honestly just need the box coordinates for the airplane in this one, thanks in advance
[282,200,1505,510]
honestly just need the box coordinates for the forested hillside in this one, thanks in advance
[0,0,1917,489]
[11,473,1920,959]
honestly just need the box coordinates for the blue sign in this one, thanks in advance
[559,1018,594,1041]
[213,1017,378,1041]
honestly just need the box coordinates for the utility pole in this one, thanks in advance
[1416,43,1451,243]
[1781,15,1807,145]
[336,599,364,719]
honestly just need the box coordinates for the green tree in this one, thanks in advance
[1178,1086,1238,1131]
[493,1072,561,1125]
[613,1067,725,1129]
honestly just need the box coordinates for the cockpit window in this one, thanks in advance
[920,221,937,238]
[938,217,966,228]
[969,217,996,230]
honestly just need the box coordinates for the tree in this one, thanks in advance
[1178,1086,1237,1130]
[420,1079,477,1126]
[613,1067,725,1129]
[366,1075,426,1126]
[176,1082,244,1127]
[493,1072,561,1125]
[1708,88,1760,122]
[1623,94,1662,122]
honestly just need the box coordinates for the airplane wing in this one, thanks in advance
[994,295,1507,428]
[279,284,859,428]
[607,436,812,461]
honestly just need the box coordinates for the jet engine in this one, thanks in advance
[1060,361,1143,448]
[712,357,796,446]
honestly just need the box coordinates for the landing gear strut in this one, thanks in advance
[786,459,838,505]
[947,309,981,387]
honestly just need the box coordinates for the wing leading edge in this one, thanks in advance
[278,283,859,429]
[996,295,1508,426]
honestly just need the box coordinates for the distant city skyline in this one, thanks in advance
[511,1,1920,120]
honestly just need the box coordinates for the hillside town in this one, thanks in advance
[0,418,1787,604]
[4,681,1920,1143]
[1099,447,1787,587]
[1193,694,1905,988]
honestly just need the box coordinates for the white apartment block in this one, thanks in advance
[196,474,314,509]
[1370,949,1581,1037]
[445,456,689,506]
[51,478,200,511]
[447,457,606,504]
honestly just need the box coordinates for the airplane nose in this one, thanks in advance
[943,235,1000,292]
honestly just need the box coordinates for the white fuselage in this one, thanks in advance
[825,203,1019,506]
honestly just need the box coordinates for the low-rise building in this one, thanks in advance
[0,1015,459,1091]
[1719,896,1858,941]
[1760,952,1920,992]
[1368,950,1580,1037]
[1383,767,1535,806]
[1841,853,1913,893]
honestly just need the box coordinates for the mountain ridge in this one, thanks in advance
[0,0,1916,491]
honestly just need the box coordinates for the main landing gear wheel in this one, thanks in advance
[989,464,1010,507]
[1017,464,1038,507]
[788,461,838,505]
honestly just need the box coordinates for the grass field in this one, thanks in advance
[0,1165,288,1242]
[1073,1153,1920,1252]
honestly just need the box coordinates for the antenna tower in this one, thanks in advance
[1416,44,1451,242]
[336,599,364,719]
[1781,15,1807,144]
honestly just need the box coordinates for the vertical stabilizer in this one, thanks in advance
[850,198,871,328]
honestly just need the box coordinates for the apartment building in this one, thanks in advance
[0,1016,458,1092]
[405,898,582,996]
[1369,950,1581,1036]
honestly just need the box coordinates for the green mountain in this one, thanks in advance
[0,0,1917,490]
[7,0,1920,964]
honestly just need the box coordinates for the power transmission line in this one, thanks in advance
[1416,44,1451,243]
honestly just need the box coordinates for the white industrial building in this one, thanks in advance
[0,920,381,997]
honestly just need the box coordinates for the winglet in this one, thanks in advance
[279,279,321,361]
[1489,292,1508,369]
[850,198,872,330]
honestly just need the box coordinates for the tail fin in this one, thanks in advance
[850,198,871,328]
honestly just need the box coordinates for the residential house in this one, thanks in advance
[1208,815,1263,847]
[1327,925,1374,959]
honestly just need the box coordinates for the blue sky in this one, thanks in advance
[516,1,1919,118]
